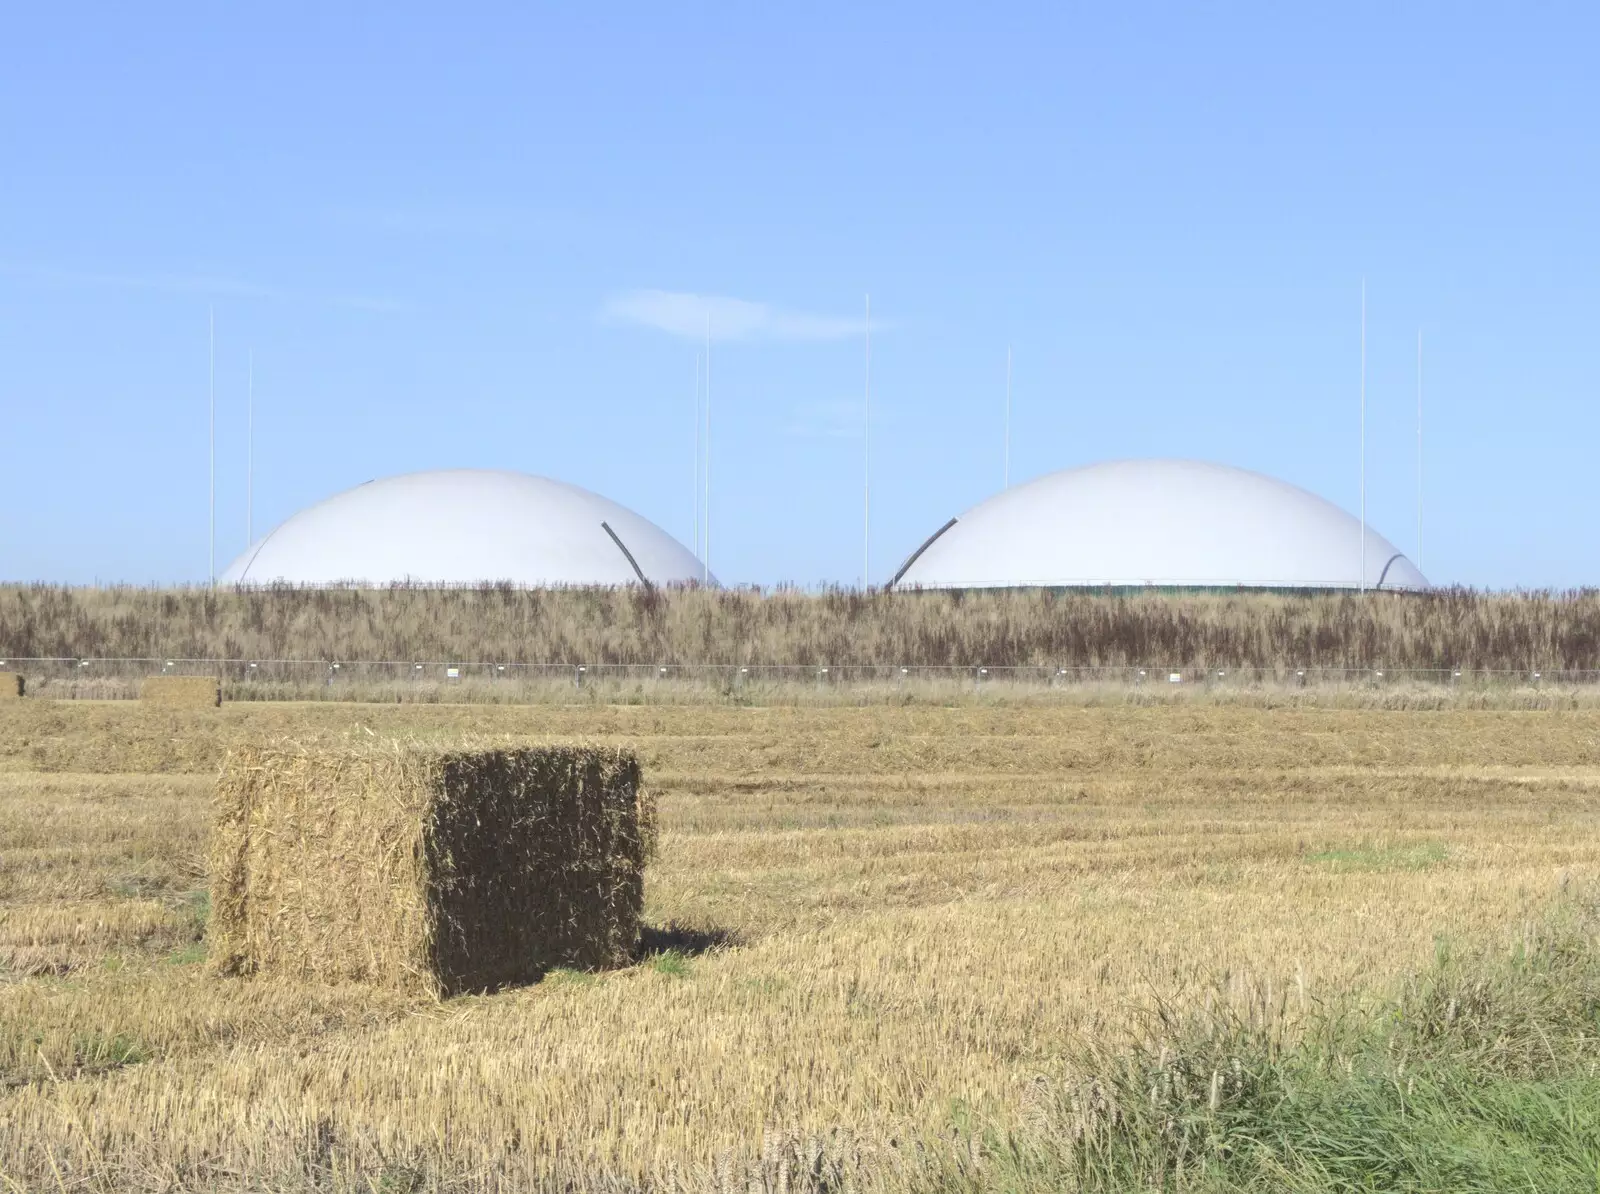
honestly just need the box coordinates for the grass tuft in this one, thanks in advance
[1011,894,1600,1193]
[648,950,692,978]
[1306,840,1449,870]
[70,1032,150,1073]
[164,942,207,966]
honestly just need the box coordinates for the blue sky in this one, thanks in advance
[2,4,1595,588]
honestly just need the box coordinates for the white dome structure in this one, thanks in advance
[221,469,711,587]
[889,459,1427,592]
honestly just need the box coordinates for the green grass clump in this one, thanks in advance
[165,941,207,966]
[1305,840,1449,871]
[183,889,211,925]
[998,895,1600,1193]
[649,950,691,978]
[71,1032,150,1072]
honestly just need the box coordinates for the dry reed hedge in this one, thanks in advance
[140,675,221,707]
[210,740,650,996]
[0,673,21,699]
[6,583,1600,670]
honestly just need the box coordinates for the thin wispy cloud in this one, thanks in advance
[603,289,870,342]
[0,261,406,313]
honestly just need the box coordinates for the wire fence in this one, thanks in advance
[1,656,1594,701]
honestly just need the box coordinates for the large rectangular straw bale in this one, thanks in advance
[210,741,650,995]
[141,675,221,707]
[0,674,21,699]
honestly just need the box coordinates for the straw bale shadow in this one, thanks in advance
[635,921,741,961]
[456,923,740,993]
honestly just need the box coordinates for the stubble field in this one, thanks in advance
[1,697,1597,1190]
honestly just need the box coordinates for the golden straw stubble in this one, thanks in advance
[141,675,221,708]
[0,703,1596,1189]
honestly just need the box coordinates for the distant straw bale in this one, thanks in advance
[0,673,21,699]
[142,675,221,707]
[209,740,650,996]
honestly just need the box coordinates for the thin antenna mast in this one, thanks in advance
[693,350,701,562]
[864,292,870,589]
[703,312,711,585]
[247,349,254,547]
[1416,329,1423,572]
[1005,345,1012,488]
[209,307,215,587]
[1359,279,1366,593]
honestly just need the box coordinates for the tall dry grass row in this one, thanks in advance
[5,583,1600,669]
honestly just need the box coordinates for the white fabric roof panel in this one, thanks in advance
[220,469,710,587]
[890,459,1427,591]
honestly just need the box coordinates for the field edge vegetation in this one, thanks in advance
[6,583,1600,672]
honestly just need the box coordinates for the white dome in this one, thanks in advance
[889,459,1427,591]
[221,469,711,587]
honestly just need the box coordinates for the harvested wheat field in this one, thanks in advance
[1,698,1598,1190]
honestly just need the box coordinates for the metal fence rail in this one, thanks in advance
[1,656,1594,699]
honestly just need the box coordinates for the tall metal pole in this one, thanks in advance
[1005,345,1012,488]
[864,292,871,589]
[1417,329,1423,572]
[693,350,701,561]
[247,349,254,547]
[1359,280,1366,592]
[209,307,215,587]
[703,313,711,585]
